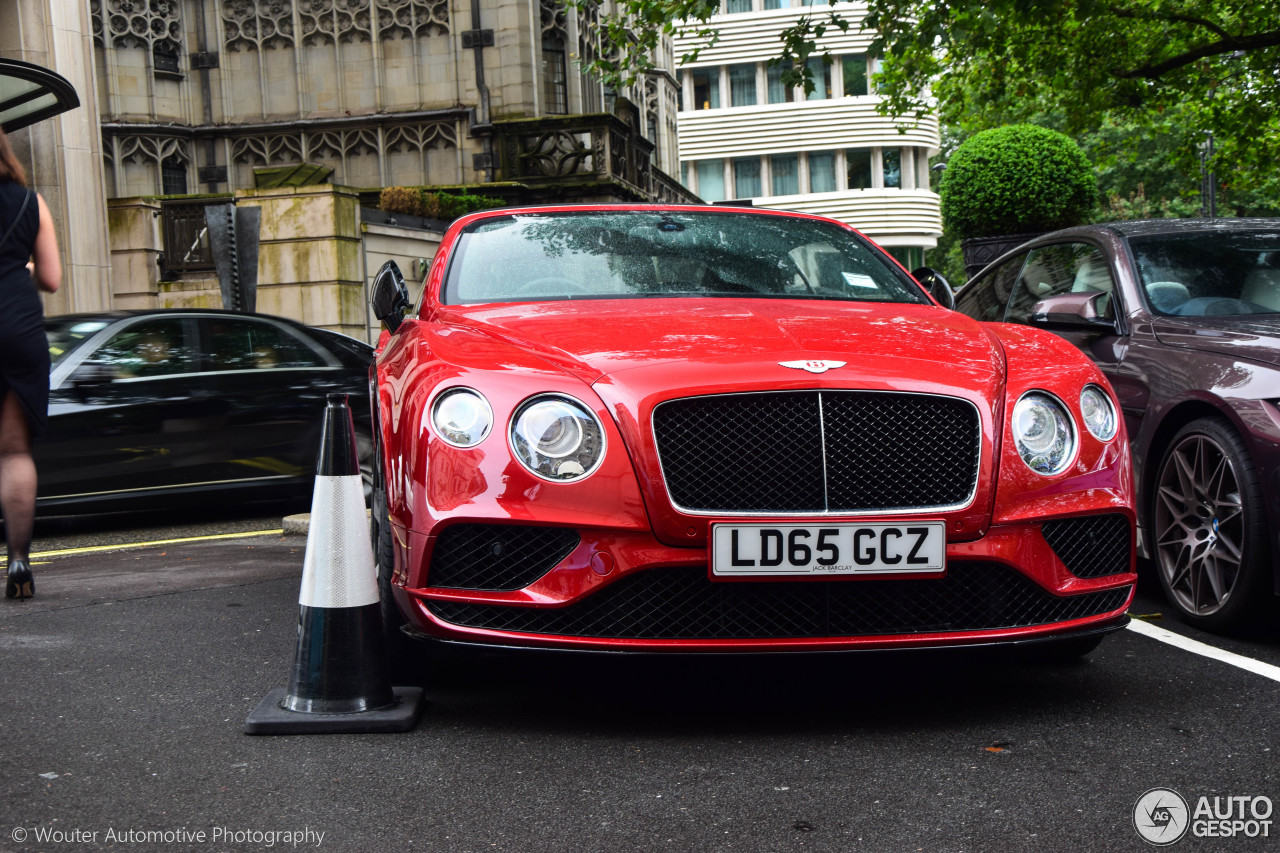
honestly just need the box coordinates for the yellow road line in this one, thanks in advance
[0,529,285,563]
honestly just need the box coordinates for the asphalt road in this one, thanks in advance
[1,509,1278,853]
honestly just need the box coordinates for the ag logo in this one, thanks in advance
[1134,788,1190,845]
[780,360,846,375]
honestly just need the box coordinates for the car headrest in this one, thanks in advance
[1145,280,1190,313]
[1241,269,1280,312]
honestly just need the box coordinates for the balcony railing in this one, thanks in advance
[493,99,701,205]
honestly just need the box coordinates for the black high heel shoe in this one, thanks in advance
[5,560,34,600]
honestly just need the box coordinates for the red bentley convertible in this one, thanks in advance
[369,205,1135,659]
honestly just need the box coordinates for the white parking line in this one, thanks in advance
[1127,617,1280,684]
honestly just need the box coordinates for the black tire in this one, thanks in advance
[355,429,375,507]
[1151,417,1271,632]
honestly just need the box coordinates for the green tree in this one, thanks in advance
[578,1,1280,206]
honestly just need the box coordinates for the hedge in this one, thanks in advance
[378,187,506,221]
[939,125,1095,240]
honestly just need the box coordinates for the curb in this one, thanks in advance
[283,510,370,537]
[282,513,311,536]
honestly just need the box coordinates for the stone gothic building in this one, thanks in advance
[4,0,689,331]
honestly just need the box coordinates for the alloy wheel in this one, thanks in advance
[1154,431,1245,617]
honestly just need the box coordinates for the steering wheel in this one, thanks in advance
[509,277,594,298]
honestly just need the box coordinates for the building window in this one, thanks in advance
[734,157,761,198]
[154,46,180,75]
[883,148,902,188]
[846,148,872,190]
[726,0,752,11]
[808,152,836,192]
[542,38,569,115]
[161,157,188,195]
[763,0,788,8]
[696,159,726,201]
[766,64,795,104]
[770,154,798,196]
[692,69,720,110]
[806,57,832,100]
[841,54,868,97]
[887,246,924,269]
[729,63,758,107]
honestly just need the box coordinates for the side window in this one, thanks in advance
[93,318,198,379]
[955,255,1024,322]
[1006,243,1115,324]
[201,318,328,372]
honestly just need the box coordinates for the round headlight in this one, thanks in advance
[1080,384,1118,441]
[1011,392,1076,475]
[431,388,493,447]
[511,395,605,481]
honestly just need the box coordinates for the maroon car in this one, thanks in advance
[954,218,1280,630]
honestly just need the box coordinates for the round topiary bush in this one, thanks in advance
[939,124,1095,240]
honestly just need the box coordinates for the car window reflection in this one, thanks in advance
[95,319,198,379]
[201,318,328,372]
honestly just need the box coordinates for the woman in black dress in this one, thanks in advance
[0,128,62,599]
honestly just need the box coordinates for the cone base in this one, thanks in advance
[243,686,424,735]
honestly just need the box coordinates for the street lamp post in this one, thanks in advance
[1199,132,1216,219]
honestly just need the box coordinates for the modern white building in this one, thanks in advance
[673,1,942,269]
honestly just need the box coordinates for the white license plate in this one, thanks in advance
[711,522,946,577]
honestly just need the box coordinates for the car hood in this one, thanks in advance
[1153,316,1280,368]
[440,298,1005,398]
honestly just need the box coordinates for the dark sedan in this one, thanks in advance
[40,310,373,513]
[953,218,1280,630]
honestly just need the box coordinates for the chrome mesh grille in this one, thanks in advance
[653,391,981,513]
[427,564,1131,639]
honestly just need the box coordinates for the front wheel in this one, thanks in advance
[1152,417,1271,631]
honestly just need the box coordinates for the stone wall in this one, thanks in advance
[236,185,366,338]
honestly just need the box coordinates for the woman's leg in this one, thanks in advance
[0,390,36,563]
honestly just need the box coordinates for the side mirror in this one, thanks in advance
[912,267,955,310]
[70,361,115,386]
[1028,292,1118,332]
[371,260,411,333]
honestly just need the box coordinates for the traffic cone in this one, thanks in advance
[245,393,423,734]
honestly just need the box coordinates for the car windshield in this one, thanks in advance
[45,317,111,367]
[1130,231,1280,316]
[442,211,928,305]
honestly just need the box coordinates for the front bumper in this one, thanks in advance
[388,514,1136,652]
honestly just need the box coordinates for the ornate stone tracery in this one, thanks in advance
[98,0,184,58]
[231,133,305,165]
[229,122,458,173]
[112,134,191,167]
[299,0,373,46]
[222,0,448,51]
[520,130,596,178]
[386,122,458,153]
[222,0,297,52]
[374,0,450,39]
[539,0,566,40]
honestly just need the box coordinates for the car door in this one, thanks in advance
[1001,242,1148,440]
[195,315,348,486]
[40,316,218,501]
